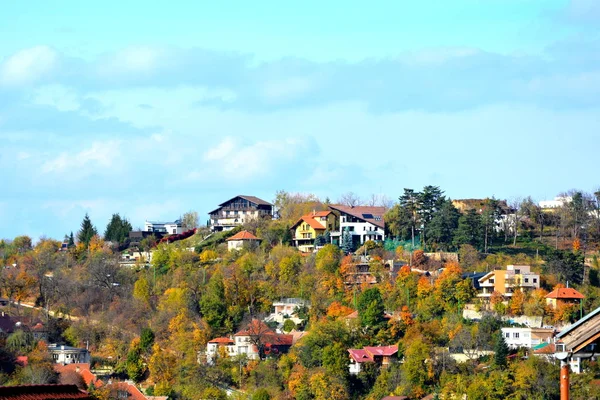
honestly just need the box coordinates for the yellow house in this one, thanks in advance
[291,211,338,252]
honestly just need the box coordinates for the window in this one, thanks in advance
[533,278,537,283]
[489,279,495,284]
[505,332,510,338]
[524,278,529,283]
[514,333,520,338]
[515,269,521,274]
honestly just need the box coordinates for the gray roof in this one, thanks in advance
[557,306,600,339]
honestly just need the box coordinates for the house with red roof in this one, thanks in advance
[348,345,398,374]
[545,287,585,309]
[226,230,260,251]
[290,211,338,252]
[205,319,293,363]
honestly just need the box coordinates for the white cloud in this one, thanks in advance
[42,140,121,174]
[261,77,315,102]
[98,46,162,76]
[203,137,236,161]
[0,46,58,86]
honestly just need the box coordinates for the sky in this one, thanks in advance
[1,0,600,240]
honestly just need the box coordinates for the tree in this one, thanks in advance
[67,232,75,248]
[341,227,353,254]
[545,249,584,285]
[182,211,199,230]
[77,214,97,247]
[399,189,421,247]
[427,200,460,250]
[493,331,509,369]
[104,213,132,244]
[418,185,446,250]
[316,244,342,274]
[480,198,502,253]
[453,209,482,249]
[357,288,386,331]
[338,191,362,207]
[140,328,155,353]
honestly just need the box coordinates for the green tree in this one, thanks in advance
[357,288,386,331]
[418,185,446,250]
[341,227,353,254]
[77,213,97,247]
[126,342,145,382]
[399,188,421,247]
[481,198,502,253]
[67,232,75,248]
[199,273,227,331]
[427,199,460,250]
[104,213,132,244]
[453,209,482,249]
[140,328,155,353]
[493,331,509,369]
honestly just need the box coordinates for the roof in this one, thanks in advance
[348,345,399,363]
[208,337,235,344]
[0,385,92,400]
[557,305,600,339]
[546,287,585,300]
[219,195,272,207]
[226,230,259,241]
[234,320,292,346]
[533,343,556,355]
[54,364,101,388]
[328,205,386,229]
[0,314,16,334]
[290,213,329,231]
[103,382,166,400]
[235,320,274,337]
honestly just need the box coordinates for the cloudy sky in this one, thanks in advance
[1,0,599,240]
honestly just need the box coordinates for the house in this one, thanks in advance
[205,337,237,364]
[290,211,338,252]
[205,320,293,363]
[209,195,273,232]
[342,256,399,286]
[128,230,165,247]
[265,298,309,325]
[48,344,91,365]
[546,287,585,309]
[0,385,92,400]
[500,327,555,349]
[119,251,153,267]
[226,230,260,251]
[477,265,540,299]
[555,305,600,376]
[104,381,168,400]
[144,220,183,235]
[54,363,103,389]
[348,345,398,374]
[539,196,571,210]
[328,205,386,248]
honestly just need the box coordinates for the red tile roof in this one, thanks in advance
[0,385,92,400]
[54,364,102,389]
[226,230,259,241]
[546,287,585,300]
[348,345,398,363]
[208,337,235,344]
[103,382,161,400]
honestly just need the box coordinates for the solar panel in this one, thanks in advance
[362,213,374,219]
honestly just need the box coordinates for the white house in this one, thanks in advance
[265,298,309,325]
[328,205,386,249]
[501,327,555,349]
[144,220,183,235]
[48,344,91,365]
[226,230,260,251]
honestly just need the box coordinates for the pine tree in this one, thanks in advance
[493,331,509,369]
[68,232,75,247]
[77,213,97,247]
[341,227,353,254]
[104,213,132,244]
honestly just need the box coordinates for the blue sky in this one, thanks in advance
[1,0,599,240]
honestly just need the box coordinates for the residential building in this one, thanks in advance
[342,256,401,286]
[209,195,273,232]
[501,327,555,349]
[328,205,386,248]
[48,344,91,365]
[348,345,398,374]
[226,230,260,251]
[290,211,338,252]
[546,287,585,309]
[205,320,293,364]
[265,298,310,325]
[477,265,540,299]
[539,196,571,210]
[119,251,153,267]
[144,220,183,235]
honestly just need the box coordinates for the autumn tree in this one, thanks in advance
[315,244,342,274]
[182,210,199,230]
